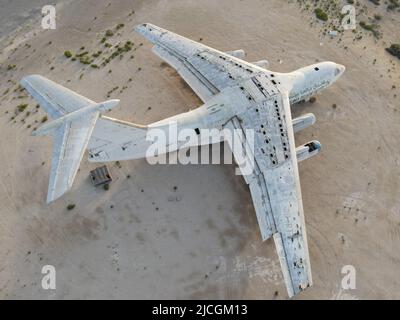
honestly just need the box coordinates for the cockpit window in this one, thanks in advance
[314,67,320,71]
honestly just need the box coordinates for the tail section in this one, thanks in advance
[88,116,149,162]
[20,75,119,203]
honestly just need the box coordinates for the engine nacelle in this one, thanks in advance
[292,113,316,133]
[252,60,269,68]
[225,49,246,59]
[296,140,321,162]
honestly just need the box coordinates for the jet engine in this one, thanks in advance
[296,141,321,162]
[252,60,269,68]
[292,113,316,133]
[225,49,246,59]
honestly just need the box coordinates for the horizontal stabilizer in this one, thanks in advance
[20,75,118,202]
[32,99,120,137]
[20,75,95,118]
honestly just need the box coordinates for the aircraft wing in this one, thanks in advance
[223,91,312,297]
[135,23,262,102]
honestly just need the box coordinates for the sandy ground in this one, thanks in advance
[0,0,399,299]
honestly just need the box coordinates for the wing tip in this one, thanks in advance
[20,76,29,87]
[46,192,56,204]
[46,182,73,204]
[134,23,149,32]
[20,74,43,87]
[134,22,160,35]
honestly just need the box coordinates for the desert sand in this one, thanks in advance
[0,0,399,299]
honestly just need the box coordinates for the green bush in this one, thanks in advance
[359,21,380,38]
[64,51,73,58]
[315,8,328,21]
[92,51,102,58]
[369,0,380,5]
[76,51,88,57]
[67,204,75,210]
[79,56,93,65]
[17,103,28,112]
[386,44,400,59]
[387,0,400,10]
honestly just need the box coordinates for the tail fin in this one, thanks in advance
[20,75,118,203]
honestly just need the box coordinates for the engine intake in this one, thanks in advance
[292,113,316,133]
[296,140,321,162]
[225,49,246,59]
[252,60,269,68]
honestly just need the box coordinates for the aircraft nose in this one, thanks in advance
[335,64,345,76]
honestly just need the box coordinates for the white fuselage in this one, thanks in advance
[146,61,345,153]
[88,61,345,162]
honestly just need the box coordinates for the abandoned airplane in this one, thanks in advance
[21,23,345,297]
